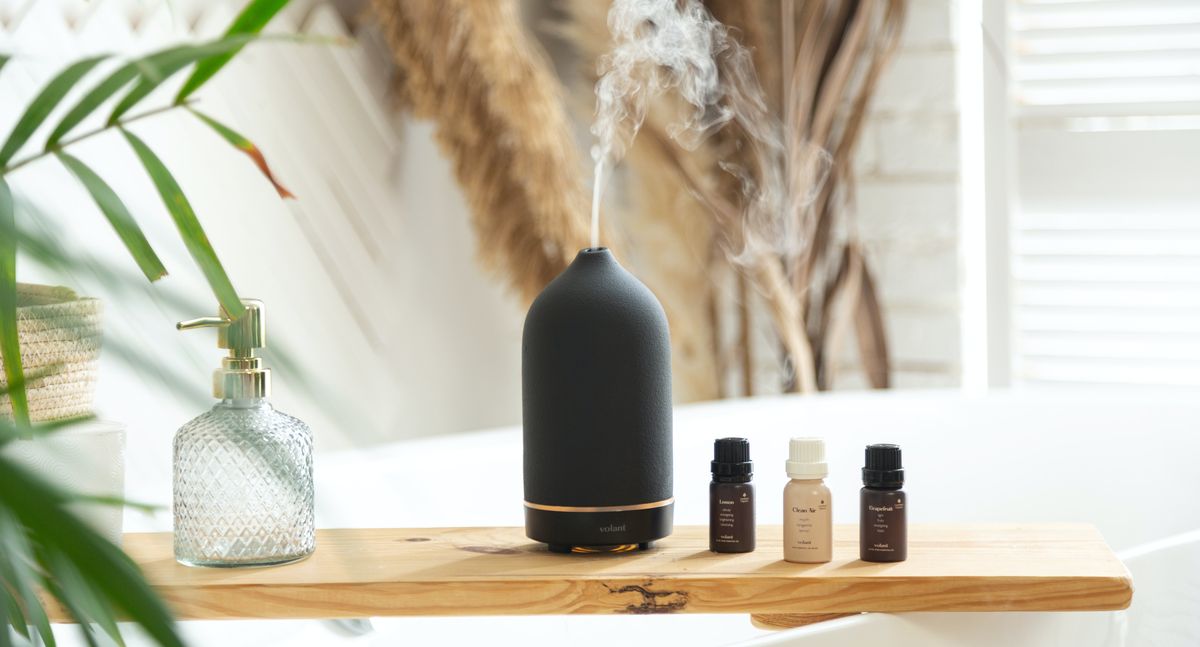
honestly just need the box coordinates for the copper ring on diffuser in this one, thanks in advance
[523,497,675,513]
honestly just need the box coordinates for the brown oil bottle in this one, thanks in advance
[710,438,755,553]
[860,444,907,562]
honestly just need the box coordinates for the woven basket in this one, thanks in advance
[0,284,103,422]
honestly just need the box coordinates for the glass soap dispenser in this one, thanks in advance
[173,299,315,567]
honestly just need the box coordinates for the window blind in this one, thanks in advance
[1009,0,1200,387]
[1011,0,1200,124]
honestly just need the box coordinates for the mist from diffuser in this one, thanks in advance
[588,0,830,261]
[590,0,728,247]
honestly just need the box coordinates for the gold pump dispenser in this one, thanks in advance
[177,299,270,400]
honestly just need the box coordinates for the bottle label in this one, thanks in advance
[787,502,829,550]
[710,485,755,551]
[714,493,750,540]
[783,484,832,562]
[861,491,907,561]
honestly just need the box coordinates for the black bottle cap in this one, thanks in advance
[712,437,752,481]
[862,443,904,488]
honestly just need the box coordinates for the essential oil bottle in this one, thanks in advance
[710,438,755,553]
[784,437,832,563]
[860,443,906,562]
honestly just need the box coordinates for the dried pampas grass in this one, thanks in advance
[369,0,905,399]
[370,0,591,302]
[561,0,906,395]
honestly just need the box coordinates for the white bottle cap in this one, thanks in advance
[786,437,828,479]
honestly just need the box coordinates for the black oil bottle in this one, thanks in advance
[710,438,755,553]
[860,443,907,562]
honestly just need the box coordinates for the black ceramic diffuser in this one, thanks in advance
[523,248,673,553]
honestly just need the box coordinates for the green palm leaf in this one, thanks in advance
[49,39,250,146]
[189,108,293,198]
[175,0,291,102]
[41,548,122,646]
[0,507,55,646]
[0,55,107,167]
[38,576,102,647]
[0,177,27,432]
[57,152,168,281]
[108,34,270,125]
[0,456,182,647]
[121,129,243,318]
[43,47,177,147]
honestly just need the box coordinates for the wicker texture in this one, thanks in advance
[0,284,102,422]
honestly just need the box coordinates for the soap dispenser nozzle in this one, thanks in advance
[178,299,270,400]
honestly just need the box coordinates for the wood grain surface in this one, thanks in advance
[50,524,1131,622]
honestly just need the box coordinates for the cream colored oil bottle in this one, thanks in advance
[783,437,832,563]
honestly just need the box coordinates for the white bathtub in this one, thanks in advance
[92,390,1200,646]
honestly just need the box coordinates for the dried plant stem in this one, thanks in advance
[754,259,817,394]
[852,247,890,388]
[821,244,864,388]
[801,1,905,388]
[643,128,818,393]
[736,271,753,396]
[707,248,726,399]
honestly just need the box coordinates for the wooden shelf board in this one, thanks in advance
[60,524,1131,622]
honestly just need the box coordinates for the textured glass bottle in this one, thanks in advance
[173,300,315,567]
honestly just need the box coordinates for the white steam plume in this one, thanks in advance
[589,0,830,260]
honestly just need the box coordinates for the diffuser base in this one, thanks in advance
[547,542,651,554]
[525,502,673,551]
